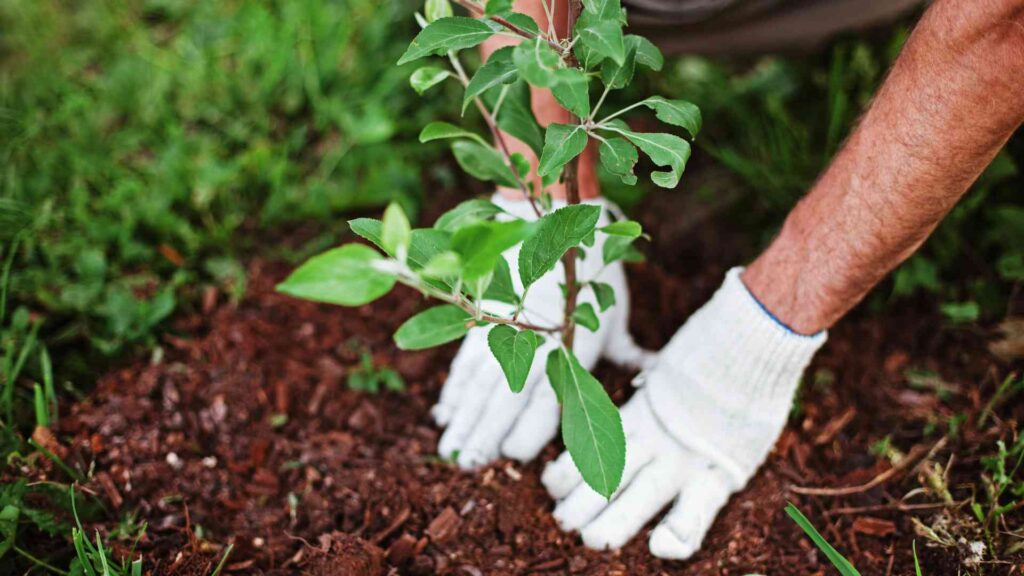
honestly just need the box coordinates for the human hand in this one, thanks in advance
[542,268,827,559]
[432,193,654,469]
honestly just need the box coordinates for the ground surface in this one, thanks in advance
[55,192,1023,575]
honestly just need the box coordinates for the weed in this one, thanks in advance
[785,502,861,576]
[348,352,405,394]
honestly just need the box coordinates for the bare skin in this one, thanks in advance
[487,0,1024,330]
[743,0,1024,333]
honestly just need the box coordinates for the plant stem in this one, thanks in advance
[447,51,543,218]
[393,269,561,334]
[559,0,583,350]
[453,0,564,53]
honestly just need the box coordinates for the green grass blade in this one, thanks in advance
[210,544,234,576]
[0,235,22,327]
[41,345,57,425]
[33,383,49,427]
[785,503,861,576]
[72,529,98,576]
[95,532,113,576]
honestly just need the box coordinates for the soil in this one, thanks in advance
[54,190,1024,575]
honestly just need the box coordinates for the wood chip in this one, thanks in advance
[426,506,461,543]
[96,471,124,509]
[386,533,417,565]
[813,407,856,446]
[852,516,897,537]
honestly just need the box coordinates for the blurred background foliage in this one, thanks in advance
[1,0,1020,378]
[0,0,1021,567]
[0,0,460,369]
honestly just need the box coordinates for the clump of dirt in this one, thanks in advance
[53,193,1022,575]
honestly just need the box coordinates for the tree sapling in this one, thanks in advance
[278,0,700,498]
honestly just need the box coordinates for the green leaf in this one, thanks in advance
[451,141,519,188]
[518,204,601,288]
[590,281,616,311]
[602,234,642,265]
[419,121,489,146]
[491,81,544,155]
[425,0,453,22]
[577,20,625,66]
[606,124,691,188]
[463,46,518,114]
[452,219,535,281]
[599,41,636,89]
[573,302,600,332]
[434,199,504,231]
[277,244,396,306]
[600,220,641,237]
[482,257,519,304]
[398,17,496,65]
[420,251,462,278]
[629,35,663,71]
[597,137,638,185]
[394,305,473,350]
[349,219,452,271]
[639,96,702,138]
[503,12,541,35]
[0,504,19,558]
[582,0,625,21]
[512,37,562,87]
[487,325,543,392]
[485,0,512,16]
[940,301,980,324]
[785,503,861,576]
[410,66,451,94]
[546,348,625,499]
[550,68,590,119]
[537,124,588,178]
[381,203,411,257]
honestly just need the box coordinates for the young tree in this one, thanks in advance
[278,0,699,498]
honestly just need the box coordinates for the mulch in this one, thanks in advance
[50,190,1024,575]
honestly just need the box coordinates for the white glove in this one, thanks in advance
[433,193,654,469]
[542,267,827,559]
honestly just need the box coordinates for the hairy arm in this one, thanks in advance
[744,0,1024,334]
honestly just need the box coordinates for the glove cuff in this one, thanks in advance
[645,267,826,489]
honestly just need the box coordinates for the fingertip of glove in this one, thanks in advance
[431,403,453,426]
[648,525,698,560]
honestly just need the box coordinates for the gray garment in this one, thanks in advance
[623,0,926,55]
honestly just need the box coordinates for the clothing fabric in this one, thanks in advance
[623,0,926,54]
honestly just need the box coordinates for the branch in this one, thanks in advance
[447,51,543,218]
[452,0,565,54]
[393,266,562,334]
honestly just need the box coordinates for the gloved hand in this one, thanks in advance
[433,193,654,469]
[542,268,827,559]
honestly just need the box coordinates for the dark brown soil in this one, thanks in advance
[56,192,1023,575]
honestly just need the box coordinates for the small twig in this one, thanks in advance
[447,50,542,217]
[829,500,963,516]
[396,270,561,334]
[453,0,565,54]
[791,438,947,496]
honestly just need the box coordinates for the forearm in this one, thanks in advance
[744,0,1024,334]
[481,0,600,199]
